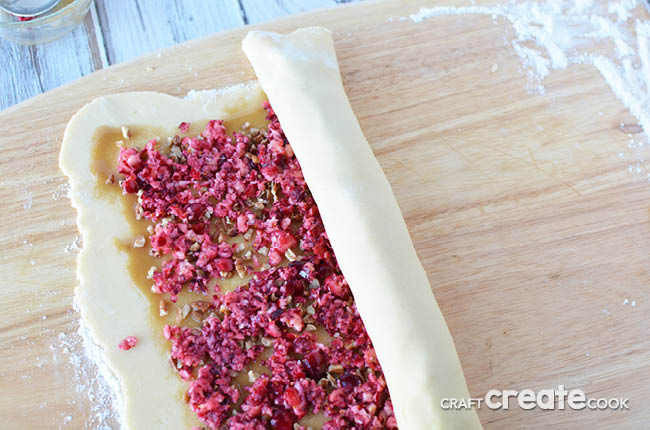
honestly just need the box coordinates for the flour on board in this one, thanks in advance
[49,318,123,430]
[185,81,259,114]
[404,0,650,135]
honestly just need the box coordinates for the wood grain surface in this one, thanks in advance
[2,0,650,429]
[0,0,350,111]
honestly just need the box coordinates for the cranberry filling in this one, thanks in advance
[115,103,398,429]
[118,336,137,351]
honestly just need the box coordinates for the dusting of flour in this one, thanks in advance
[185,81,260,114]
[185,80,258,99]
[50,315,123,430]
[77,316,124,429]
[405,0,650,134]
[47,180,121,429]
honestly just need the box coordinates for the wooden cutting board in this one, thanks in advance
[2,0,650,428]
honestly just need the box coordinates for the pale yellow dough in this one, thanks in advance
[60,85,267,429]
[60,26,480,430]
[243,27,482,430]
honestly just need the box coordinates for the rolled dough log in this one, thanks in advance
[243,27,482,430]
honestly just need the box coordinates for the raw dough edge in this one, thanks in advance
[59,85,267,429]
[243,27,482,430]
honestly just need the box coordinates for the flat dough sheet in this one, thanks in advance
[60,86,267,429]
[60,26,480,430]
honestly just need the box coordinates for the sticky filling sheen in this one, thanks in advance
[91,102,399,430]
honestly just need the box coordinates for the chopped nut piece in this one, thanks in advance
[132,235,146,248]
[285,248,297,262]
[190,310,204,323]
[168,357,178,371]
[306,305,316,315]
[159,300,169,317]
[305,324,317,332]
[235,262,246,278]
[270,182,278,202]
[258,246,268,256]
[328,364,344,374]
[191,301,211,312]
[303,313,315,324]
[170,145,183,160]
[327,373,337,386]
[247,370,259,383]
[121,126,131,139]
[146,266,156,279]
[176,304,191,323]
[260,337,273,347]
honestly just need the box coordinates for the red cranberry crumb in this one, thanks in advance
[178,122,190,132]
[303,351,327,380]
[115,102,398,430]
[118,336,137,350]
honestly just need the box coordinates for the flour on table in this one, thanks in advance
[403,0,650,135]
[185,81,257,99]
[185,81,260,114]
[22,189,32,210]
[51,181,71,201]
[49,316,123,430]
[623,297,638,306]
[64,236,82,255]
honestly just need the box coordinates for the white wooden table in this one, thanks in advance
[0,0,353,111]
